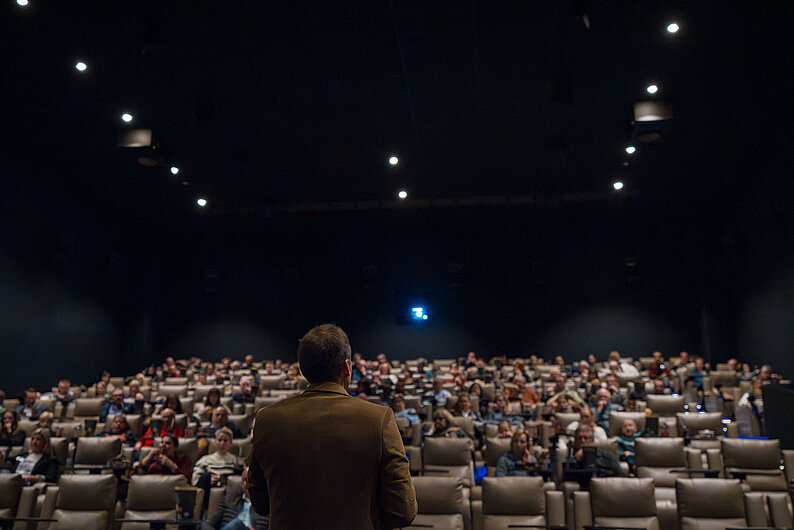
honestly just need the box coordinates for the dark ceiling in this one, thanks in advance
[5,1,791,213]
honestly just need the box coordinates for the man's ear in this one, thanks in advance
[343,358,352,376]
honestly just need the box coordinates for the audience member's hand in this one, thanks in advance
[211,474,221,486]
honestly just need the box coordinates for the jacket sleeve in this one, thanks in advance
[495,454,509,477]
[246,449,270,516]
[378,407,417,529]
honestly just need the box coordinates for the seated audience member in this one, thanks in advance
[424,379,452,408]
[617,419,642,471]
[135,408,184,449]
[124,380,146,413]
[468,383,490,415]
[15,389,43,420]
[152,394,184,417]
[36,411,55,437]
[556,406,607,452]
[688,357,708,391]
[738,376,766,432]
[98,414,138,446]
[193,428,244,514]
[592,388,623,436]
[426,410,465,438]
[391,395,420,424]
[199,388,224,421]
[100,388,134,422]
[0,389,6,416]
[232,377,256,405]
[285,363,301,384]
[495,430,540,477]
[90,380,108,399]
[202,406,244,439]
[549,393,578,413]
[566,425,625,487]
[0,410,25,447]
[496,420,514,439]
[650,378,667,395]
[43,379,74,416]
[206,466,268,530]
[453,393,482,422]
[138,434,191,480]
[4,428,58,485]
[487,394,522,424]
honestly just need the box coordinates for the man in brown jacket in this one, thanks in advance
[247,324,417,529]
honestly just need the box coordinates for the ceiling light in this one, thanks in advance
[121,113,133,123]
[389,156,399,166]
[170,166,179,175]
[75,62,87,72]
[667,23,679,34]
[197,198,207,207]
[397,190,408,199]
[613,181,624,190]
[625,146,636,154]
[646,84,658,94]
[17,0,28,6]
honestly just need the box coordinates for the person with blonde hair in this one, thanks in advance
[6,428,58,484]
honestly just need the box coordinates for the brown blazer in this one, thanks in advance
[247,381,417,530]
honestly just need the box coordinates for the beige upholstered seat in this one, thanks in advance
[0,474,24,519]
[483,437,511,477]
[646,394,686,417]
[554,412,580,430]
[675,412,724,437]
[476,476,564,530]
[74,436,122,467]
[423,437,474,488]
[41,474,117,529]
[573,477,659,530]
[119,474,191,530]
[156,384,188,397]
[72,397,105,423]
[608,411,646,437]
[635,437,686,501]
[675,477,768,530]
[721,438,788,491]
[408,476,466,530]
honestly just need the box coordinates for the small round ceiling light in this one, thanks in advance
[389,156,399,166]
[667,23,680,34]
[75,62,87,72]
[646,84,658,94]
[397,190,408,199]
[613,181,624,190]
[625,146,636,155]
[197,198,207,207]
[121,113,133,123]
[170,166,180,175]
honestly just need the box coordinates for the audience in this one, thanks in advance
[0,410,25,447]
[137,433,191,479]
[98,413,138,446]
[496,430,539,477]
[3,428,58,485]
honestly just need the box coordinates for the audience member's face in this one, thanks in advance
[511,433,528,456]
[587,354,596,364]
[215,433,231,453]
[240,379,252,394]
[679,351,689,363]
[31,433,46,454]
[161,408,176,428]
[25,392,36,406]
[695,358,705,370]
[244,355,254,366]
[112,390,124,406]
[579,409,594,425]
[112,415,126,432]
[497,422,512,438]
[596,390,610,408]
[458,395,470,411]
[39,415,53,428]
[160,436,175,456]
[576,429,594,447]
[654,380,665,393]
[621,420,637,437]
[727,359,738,371]
[212,407,228,426]
[58,381,69,395]
[96,382,107,395]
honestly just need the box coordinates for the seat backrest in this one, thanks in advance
[635,437,686,488]
[484,437,512,470]
[124,474,186,521]
[423,437,472,466]
[676,478,748,530]
[73,397,105,417]
[450,416,474,438]
[74,437,122,466]
[17,419,38,437]
[103,413,143,436]
[53,474,117,529]
[228,414,252,437]
[156,385,188,397]
[411,476,465,529]
[164,377,188,385]
[676,412,723,437]
[646,395,686,416]
[608,411,646,437]
[258,374,287,390]
[192,385,223,402]
[594,437,621,461]
[590,477,659,530]
[721,438,787,491]
[0,474,24,518]
[555,412,580,430]
[482,476,546,528]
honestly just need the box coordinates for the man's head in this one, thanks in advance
[24,389,36,406]
[161,408,176,428]
[297,324,351,384]
[111,388,124,406]
[579,407,594,425]
[596,388,611,407]
[727,358,738,371]
[244,354,254,366]
[679,351,689,363]
[573,425,595,450]
[57,380,70,396]
[432,379,443,392]
[554,374,566,391]
[239,377,252,395]
[653,379,665,394]
[376,353,387,364]
[212,406,229,427]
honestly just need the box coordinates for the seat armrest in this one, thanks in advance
[206,486,225,520]
[38,486,59,520]
[783,449,794,485]
[471,499,483,530]
[546,490,566,528]
[470,485,481,501]
[572,491,592,530]
[726,421,738,437]
[705,448,723,477]
[15,485,39,520]
[766,492,793,529]
[743,492,769,527]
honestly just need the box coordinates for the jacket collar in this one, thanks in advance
[304,381,350,396]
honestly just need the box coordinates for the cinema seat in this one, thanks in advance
[675,478,769,529]
[573,477,659,530]
[473,476,564,530]
[408,476,467,530]
[117,474,195,530]
[40,474,117,529]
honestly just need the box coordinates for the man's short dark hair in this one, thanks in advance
[298,324,351,383]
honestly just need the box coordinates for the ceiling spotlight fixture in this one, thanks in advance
[646,84,658,94]
[75,62,87,72]
[397,190,408,199]
[667,23,680,34]
[196,198,207,207]
[625,146,636,155]
[613,181,624,190]
[17,0,29,6]
[170,166,180,175]
[121,113,133,123]
[389,156,399,166]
